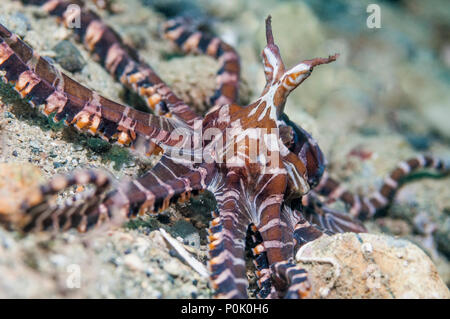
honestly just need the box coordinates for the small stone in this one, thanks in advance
[71,144,84,152]
[3,111,14,119]
[361,242,373,255]
[53,40,86,73]
[405,133,430,151]
[124,254,145,272]
[29,141,41,153]
[164,260,182,277]
[53,160,67,169]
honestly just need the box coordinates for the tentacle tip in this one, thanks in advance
[305,53,340,69]
[329,53,340,62]
[265,15,274,45]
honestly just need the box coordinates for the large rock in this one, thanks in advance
[296,233,449,299]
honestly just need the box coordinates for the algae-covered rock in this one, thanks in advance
[297,233,449,299]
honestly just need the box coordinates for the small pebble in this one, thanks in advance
[124,254,145,272]
[53,40,86,73]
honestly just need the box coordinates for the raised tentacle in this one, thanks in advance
[260,16,337,117]
[260,15,285,96]
[312,155,449,221]
[20,0,202,126]
[162,18,240,107]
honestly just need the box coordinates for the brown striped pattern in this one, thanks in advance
[312,155,449,221]
[162,18,240,107]
[20,169,111,232]
[23,0,201,126]
[271,260,311,299]
[0,24,184,152]
[208,180,251,298]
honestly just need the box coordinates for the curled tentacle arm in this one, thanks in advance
[254,202,313,299]
[312,155,449,221]
[279,113,326,187]
[123,159,215,216]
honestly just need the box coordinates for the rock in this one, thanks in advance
[296,233,449,299]
[124,254,145,272]
[0,13,30,38]
[0,163,44,223]
[164,259,183,277]
[87,137,112,153]
[171,220,201,249]
[53,40,86,73]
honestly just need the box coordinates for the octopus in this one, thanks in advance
[0,0,448,299]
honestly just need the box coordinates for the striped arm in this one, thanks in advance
[208,183,251,299]
[280,113,326,188]
[121,158,214,217]
[271,260,312,299]
[162,18,240,107]
[19,169,111,232]
[258,203,315,299]
[313,155,449,221]
[0,23,187,153]
[18,160,213,233]
[21,0,202,126]
[300,193,367,235]
[251,167,293,267]
[248,206,332,298]
[247,224,272,299]
[290,209,335,252]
